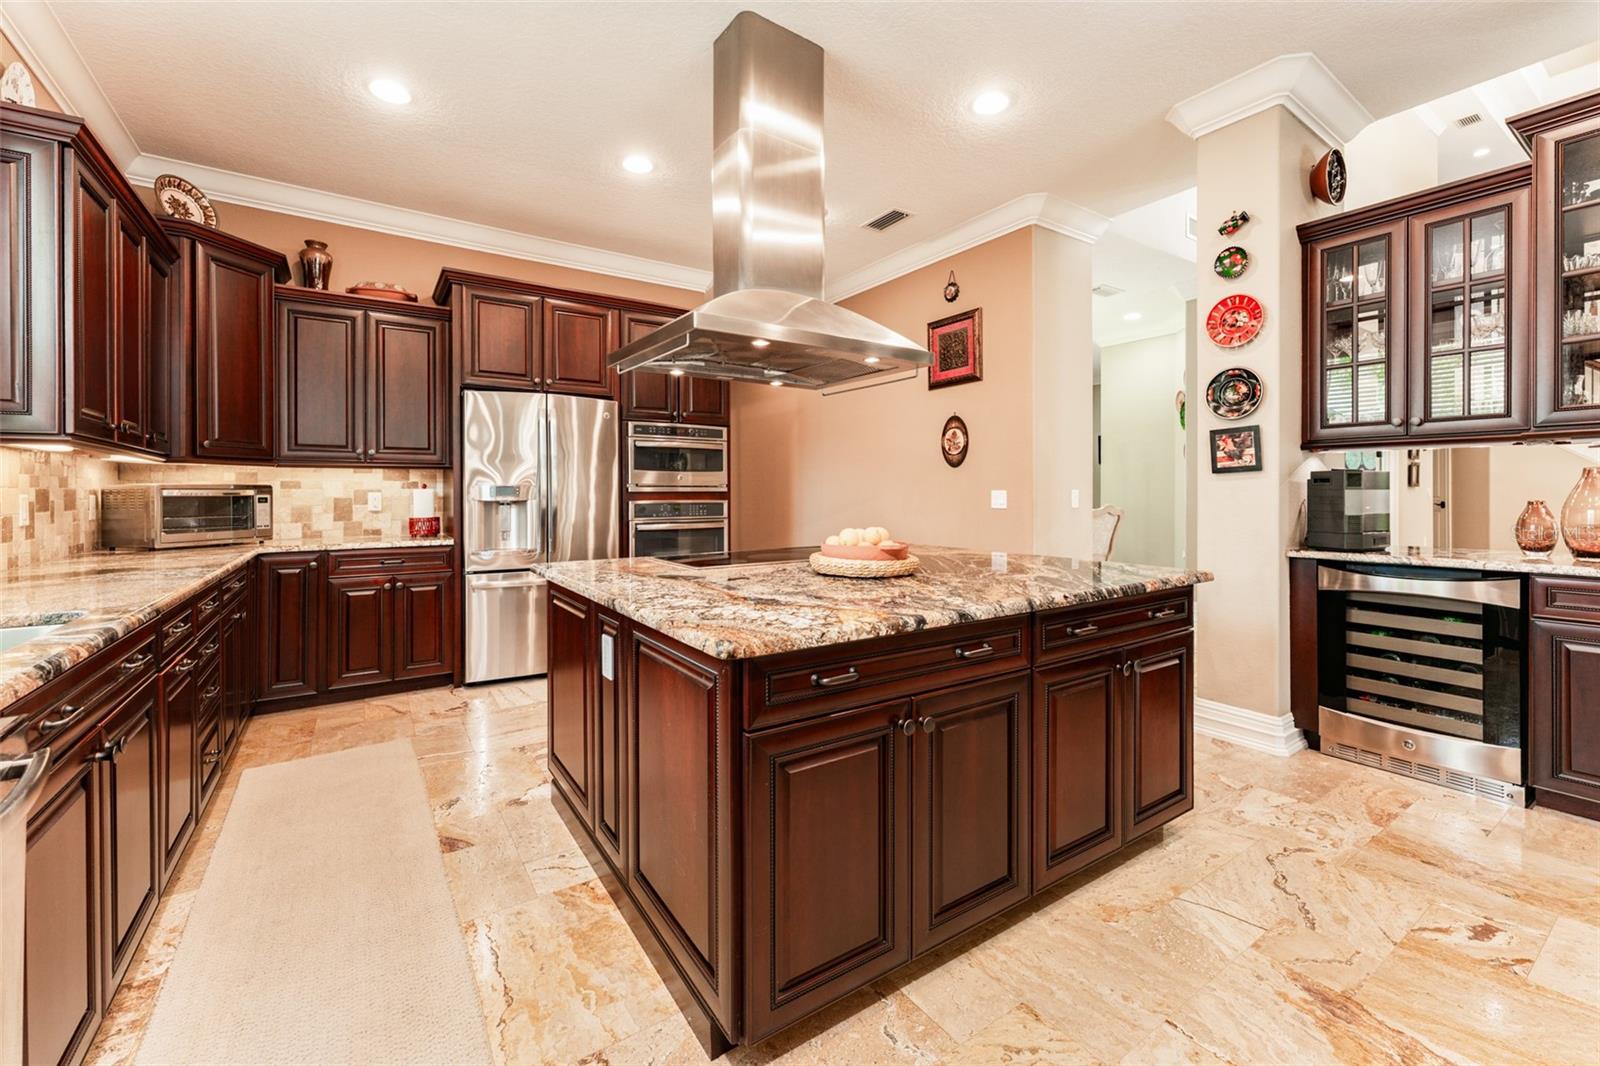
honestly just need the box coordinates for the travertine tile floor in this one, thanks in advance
[85,681,1600,1066]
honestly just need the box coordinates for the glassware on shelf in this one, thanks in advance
[1430,222,1464,285]
[1357,240,1387,297]
[1468,212,1506,276]
[1563,309,1600,339]
[1324,246,1354,304]
[1561,467,1600,558]
[1514,500,1559,557]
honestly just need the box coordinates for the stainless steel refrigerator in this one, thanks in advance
[461,390,619,682]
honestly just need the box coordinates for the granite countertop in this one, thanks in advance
[538,547,1213,660]
[0,536,454,712]
[1288,547,1600,579]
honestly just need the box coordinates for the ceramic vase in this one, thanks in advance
[299,239,333,290]
[1513,500,1558,557]
[1560,467,1600,559]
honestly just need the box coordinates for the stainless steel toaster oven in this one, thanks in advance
[101,485,273,550]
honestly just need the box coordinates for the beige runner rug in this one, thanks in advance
[136,739,492,1065]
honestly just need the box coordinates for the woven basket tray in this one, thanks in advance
[808,552,921,579]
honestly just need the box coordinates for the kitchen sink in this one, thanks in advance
[0,625,67,655]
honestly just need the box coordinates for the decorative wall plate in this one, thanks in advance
[346,282,418,302]
[1218,210,1250,237]
[1213,246,1250,279]
[1,62,37,106]
[944,270,960,303]
[1311,148,1347,205]
[941,414,969,468]
[1205,367,1264,420]
[153,174,218,227]
[1205,294,1265,348]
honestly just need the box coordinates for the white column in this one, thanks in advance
[1031,228,1096,558]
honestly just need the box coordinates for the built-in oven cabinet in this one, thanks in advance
[627,423,729,493]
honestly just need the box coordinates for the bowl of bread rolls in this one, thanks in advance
[811,527,919,577]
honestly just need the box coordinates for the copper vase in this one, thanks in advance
[299,239,333,290]
[1561,467,1600,559]
[1514,500,1558,557]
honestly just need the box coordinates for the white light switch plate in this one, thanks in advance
[368,491,383,513]
[990,489,1007,509]
[1071,489,1081,508]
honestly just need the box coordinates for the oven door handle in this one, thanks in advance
[629,440,728,452]
[631,522,730,533]
[1316,567,1520,609]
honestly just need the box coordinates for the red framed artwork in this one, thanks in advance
[927,308,983,389]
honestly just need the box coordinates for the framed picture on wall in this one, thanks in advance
[1209,424,1263,473]
[927,308,983,389]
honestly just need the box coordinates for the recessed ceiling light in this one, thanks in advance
[367,78,412,105]
[1123,311,1142,322]
[1472,146,1491,159]
[622,154,654,174]
[971,89,1012,116]
[669,368,684,377]
[750,338,770,348]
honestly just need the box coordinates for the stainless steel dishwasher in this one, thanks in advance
[1,741,51,1065]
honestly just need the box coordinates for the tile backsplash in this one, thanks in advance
[0,448,451,571]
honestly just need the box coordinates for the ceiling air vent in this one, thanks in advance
[1092,284,1125,298]
[863,209,911,231]
[1455,112,1483,128]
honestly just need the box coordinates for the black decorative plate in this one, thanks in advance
[1206,367,1264,420]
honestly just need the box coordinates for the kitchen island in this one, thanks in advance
[539,547,1212,1054]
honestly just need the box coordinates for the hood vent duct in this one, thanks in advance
[607,11,931,390]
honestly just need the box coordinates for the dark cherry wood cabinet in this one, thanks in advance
[275,289,449,467]
[0,104,178,457]
[143,246,176,454]
[1033,651,1122,891]
[544,296,618,397]
[1528,576,1600,818]
[326,575,394,691]
[220,583,254,756]
[680,375,731,425]
[745,696,913,1041]
[100,678,161,994]
[394,570,454,681]
[257,553,323,704]
[158,645,199,880]
[451,281,543,390]
[618,311,731,425]
[547,583,1197,1056]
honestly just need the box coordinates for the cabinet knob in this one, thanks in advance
[384,581,393,590]
[1390,417,1403,427]
[1410,416,1423,427]
[900,718,916,736]
[309,561,318,570]
[921,716,935,734]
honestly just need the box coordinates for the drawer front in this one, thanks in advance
[197,654,224,715]
[1531,576,1600,624]
[194,584,227,628]
[195,618,224,673]
[1036,590,1191,665]
[745,618,1029,731]
[327,548,454,576]
[219,569,251,606]
[21,628,159,752]
[159,602,198,654]
[198,717,224,808]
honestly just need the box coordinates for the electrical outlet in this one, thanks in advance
[17,495,30,528]
[1070,488,1081,508]
[990,489,1007,510]
[990,551,1008,572]
[368,491,383,514]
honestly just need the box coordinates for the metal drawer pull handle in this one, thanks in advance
[383,558,406,566]
[954,643,994,660]
[1149,607,1180,620]
[1121,661,1133,677]
[1068,623,1100,636]
[201,642,220,655]
[40,706,82,731]
[227,579,246,591]
[232,611,246,621]
[201,685,221,700]
[202,749,221,765]
[200,599,220,611]
[120,654,153,672]
[810,668,860,688]
[167,621,192,636]
[175,658,198,674]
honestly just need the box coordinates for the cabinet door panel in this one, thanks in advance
[619,312,676,420]
[71,162,117,442]
[1530,619,1600,804]
[194,243,275,458]
[548,588,592,814]
[25,735,102,1066]
[745,697,913,1041]
[105,682,160,991]
[1533,115,1600,431]
[459,285,540,389]
[393,571,452,680]
[1123,632,1194,842]
[114,215,145,446]
[1303,221,1407,446]
[326,574,393,690]
[1,132,62,433]
[257,554,322,701]
[368,311,447,466]
[680,376,730,425]
[543,298,617,397]
[1034,652,1122,891]
[912,673,1029,954]
[277,300,364,464]
[143,249,174,455]
[160,654,198,878]
[593,610,627,872]
[221,592,253,755]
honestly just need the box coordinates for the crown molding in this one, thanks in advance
[124,154,711,294]
[0,1,139,168]
[827,192,1110,302]
[1165,53,1373,149]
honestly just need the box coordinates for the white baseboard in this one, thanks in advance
[1195,698,1307,757]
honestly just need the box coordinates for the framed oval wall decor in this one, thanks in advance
[1205,367,1264,420]
[1205,294,1265,348]
[941,414,969,468]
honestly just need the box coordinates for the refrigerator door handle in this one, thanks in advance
[466,573,544,591]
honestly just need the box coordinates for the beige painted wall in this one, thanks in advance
[1487,446,1597,551]
[1193,106,1337,719]
[1098,331,1185,566]
[732,227,1038,552]
[1448,447,1493,549]
[0,27,61,111]
[1342,111,1439,210]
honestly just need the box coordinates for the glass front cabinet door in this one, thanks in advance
[1406,187,1531,437]
[1305,220,1407,444]
[1529,105,1600,430]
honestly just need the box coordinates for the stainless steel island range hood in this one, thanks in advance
[607,11,930,390]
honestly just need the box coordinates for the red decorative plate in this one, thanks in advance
[1205,294,1265,348]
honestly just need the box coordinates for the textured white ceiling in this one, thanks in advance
[50,0,1598,284]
